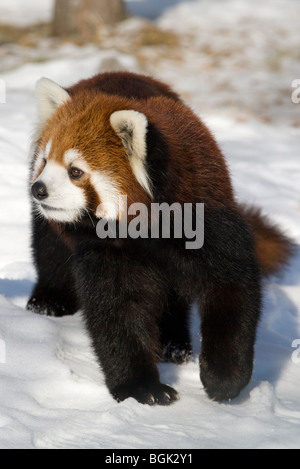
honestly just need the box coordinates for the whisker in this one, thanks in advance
[84,208,95,228]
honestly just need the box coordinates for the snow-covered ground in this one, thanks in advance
[0,0,300,449]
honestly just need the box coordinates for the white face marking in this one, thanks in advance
[91,172,123,220]
[64,149,124,220]
[63,149,92,174]
[34,160,86,223]
[31,139,52,183]
[32,147,124,223]
[45,140,52,159]
[64,148,83,167]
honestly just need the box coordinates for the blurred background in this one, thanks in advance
[0,1,300,449]
[0,0,299,126]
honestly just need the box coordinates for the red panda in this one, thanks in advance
[27,71,293,405]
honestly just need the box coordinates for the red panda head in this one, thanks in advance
[30,78,152,224]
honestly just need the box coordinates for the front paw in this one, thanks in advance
[200,353,252,402]
[112,381,179,406]
[27,296,73,317]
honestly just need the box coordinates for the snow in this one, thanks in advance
[0,0,300,450]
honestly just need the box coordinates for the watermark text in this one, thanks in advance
[291,339,300,364]
[96,196,204,249]
[291,79,300,104]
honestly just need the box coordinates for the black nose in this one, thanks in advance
[31,181,48,201]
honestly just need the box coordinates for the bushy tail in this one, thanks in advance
[239,204,295,277]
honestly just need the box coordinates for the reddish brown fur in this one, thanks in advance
[40,90,234,208]
[131,97,235,207]
[67,71,181,102]
[38,92,152,210]
[38,79,293,277]
[28,72,294,404]
[239,205,294,276]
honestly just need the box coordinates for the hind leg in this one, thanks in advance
[166,206,262,401]
[160,290,193,364]
[197,208,262,401]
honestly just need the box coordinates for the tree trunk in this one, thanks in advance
[52,0,126,39]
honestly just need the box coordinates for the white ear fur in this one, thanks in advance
[36,77,71,126]
[32,78,71,145]
[110,110,152,197]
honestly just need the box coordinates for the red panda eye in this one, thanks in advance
[69,167,84,180]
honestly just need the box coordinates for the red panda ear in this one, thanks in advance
[35,77,71,131]
[110,110,152,197]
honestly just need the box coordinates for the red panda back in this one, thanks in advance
[31,72,294,281]
[39,90,235,208]
[133,96,235,206]
[67,71,181,102]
